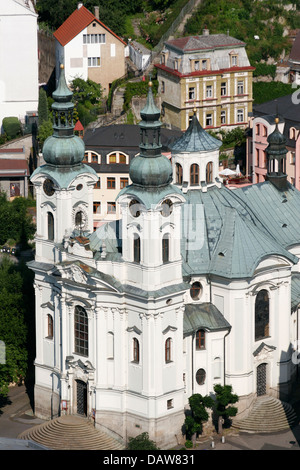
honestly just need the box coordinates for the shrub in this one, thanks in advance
[2,117,21,140]
[127,432,159,450]
[185,439,193,448]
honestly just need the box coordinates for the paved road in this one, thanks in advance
[1,384,300,450]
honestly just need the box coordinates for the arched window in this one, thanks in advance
[47,212,54,241]
[74,305,89,356]
[133,338,139,363]
[165,337,172,363]
[133,234,141,263]
[190,164,199,185]
[196,368,206,385]
[47,314,53,339]
[255,289,269,341]
[176,163,183,184]
[162,234,170,263]
[119,153,127,164]
[190,281,202,300]
[206,162,213,183]
[196,329,205,350]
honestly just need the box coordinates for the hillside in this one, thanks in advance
[184,0,300,65]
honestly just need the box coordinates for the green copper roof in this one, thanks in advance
[31,163,97,189]
[183,302,231,335]
[171,112,222,153]
[43,64,85,167]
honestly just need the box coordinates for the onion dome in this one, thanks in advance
[129,81,172,187]
[171,110,222,153]
[42,64,85,167]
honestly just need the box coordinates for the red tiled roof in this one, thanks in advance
[0,159,29,173]
[53,5,126,47]
[74,120,84,131]
[0,148,24,154]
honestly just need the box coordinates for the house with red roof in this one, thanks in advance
[155,28,254,131]
[0,147,29,199]
[53,3,126,95]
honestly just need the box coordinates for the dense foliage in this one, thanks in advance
[184,393,214,439]
[127,432,159,450]
[213,384,239,426]
[184,0,300,63]
[0,193,35,248]
[2,117,22,140]
[0,258,34,397]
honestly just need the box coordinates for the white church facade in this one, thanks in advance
[28,66,300,449]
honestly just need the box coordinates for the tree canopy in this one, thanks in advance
[0,193,35,248]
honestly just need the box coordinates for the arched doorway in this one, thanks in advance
[257,363,267,396]
[76,380,87,416]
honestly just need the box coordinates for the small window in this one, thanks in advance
[206,85,212,98]
[206,113,213,127]
[133,338,139,363]
[88,57,101,67]
[237,81,244,95]
[48,212,54,241]
[167,399,174,409]
[133,234,141,263]
[189,87,195,100]
[221,82,227,96]
[190,164,199,185]
[176,163,183,184]
[120,177,129,189]
[196,368,206,385]
[237,109,244,123]
[119,154,127,164]
[162,234,170,263]
[47,314,53,339]
[206,161,213,183]
[107,177,116,189]
[93,201,101,214]
[221,110,226,124]
[196,329,205,350]
[231,55,238,66]
[95,177,101,189]
[190,281,202,300]
[107,202,116,214]
[109,153,117,163]
[165,338,172,363]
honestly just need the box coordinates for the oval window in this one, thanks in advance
[161,199,173,217]
[129,199,142,218]
[190,281,202,300]
[76,184,83,191]
[196,368,206,385]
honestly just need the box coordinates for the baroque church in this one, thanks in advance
[29,65,300,449]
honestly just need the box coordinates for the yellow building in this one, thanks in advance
[156,30,254,131]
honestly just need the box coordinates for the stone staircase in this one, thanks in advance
[18,415,125,450]
[232,395,299,434]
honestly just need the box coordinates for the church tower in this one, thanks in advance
[31,64,98,263]
[117,81,185,291]
[265,116,288,190]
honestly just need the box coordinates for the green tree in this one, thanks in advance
[0,193,35,248]
[213,384,238,430]
[38,88,49,126]
[0,258,28,396]
[184,393,214,439]
[127,432,159,450]
[38,119,53,150]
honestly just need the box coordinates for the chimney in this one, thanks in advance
[94,6,99,19]
[78,2,83,9]
[203,26,209,36]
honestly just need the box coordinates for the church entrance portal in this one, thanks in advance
[76,380,87,416]
[257,363,267,396]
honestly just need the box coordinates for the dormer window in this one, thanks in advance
[230,54,238,67]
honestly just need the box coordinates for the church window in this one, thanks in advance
[176,163,183,184]
[162,234,170,263]
[133,338,140,363]
[190,164,199,185]
[165,338,172,363]
[47,212,54,241]
[206,162,213,183]
[47,314,53,339]
[190,281,202,300]
[255,289,270,341]
[196,329,205,350]
[74,306,89,357]
[196,368,206,385]
[133,234,141,263]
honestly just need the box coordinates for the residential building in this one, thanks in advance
[128,40,151,72]
[29,68,300,450]
[155,29,254,131]
[83,124,181,227]
[53,3,126,95]
[0,147,30,199]
[247,94,300,189]
[0,0,38,131]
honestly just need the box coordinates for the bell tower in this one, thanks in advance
[265,116,288,190]
[117,81,185,290]
[31,65,98,263]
